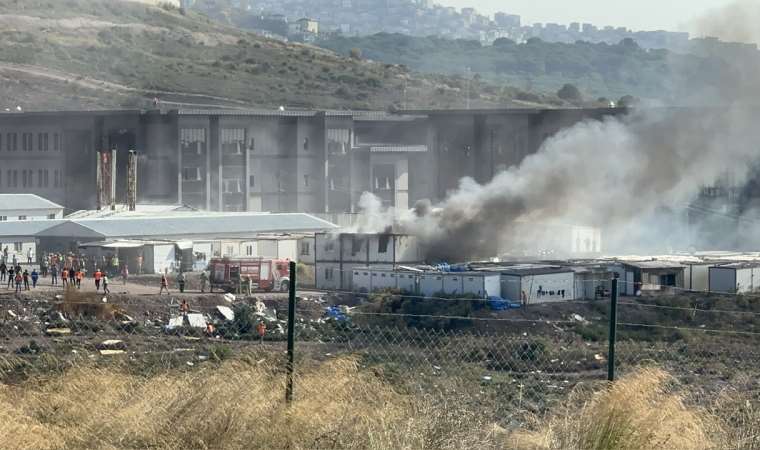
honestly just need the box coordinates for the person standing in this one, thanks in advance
[102,275,110,294]
[30,269,38,289]
[94,268,102,291]
[159,274,169,295]
[61,267,68,288]
[0,262,6,282]
[14,272,22,293]
[22,270,29,291]
[122,264,129,285]
[6,266,14,289]
[26,249,32,265]
[75,269,83,289]
[199,271,208,293]
[177,271,186,293]
[51,264,58,285]
[41,257,48,277]
[69,267,76,286]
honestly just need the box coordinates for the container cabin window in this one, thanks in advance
[181,128,206,155]
[222,129,245,155]
[300,242,310,256]
[351,236,364,255]
[378,235,390,253]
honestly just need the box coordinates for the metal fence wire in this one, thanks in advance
[2,266,760,427]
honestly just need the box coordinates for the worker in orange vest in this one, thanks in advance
[94,268,103,291]
[62,268,69,288]
[76,270,84,289]
[256,321,266,344]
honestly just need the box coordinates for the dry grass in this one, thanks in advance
[510,368,718,450]
[0,356,499,450]
[5,356,760,450]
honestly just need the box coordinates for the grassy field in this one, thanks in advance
[0,0,550,111]
[0,354,757,449]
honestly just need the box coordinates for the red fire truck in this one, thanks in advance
[208,257,290,293]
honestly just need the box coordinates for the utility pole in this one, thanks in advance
[110,147,117,211]
[96,152,103,211]
[127,149,137,211]
[607,277,619,382]
[285,260,297,403]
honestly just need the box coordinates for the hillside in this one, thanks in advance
[318,33,760,104]
[0,0,556,111]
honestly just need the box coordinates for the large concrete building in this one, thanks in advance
[0,107,622,216]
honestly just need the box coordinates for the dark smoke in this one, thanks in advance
[355,3,760,262]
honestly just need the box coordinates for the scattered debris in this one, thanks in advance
[223,293,236,303]
[99,349,126,356]
[45,327,71,336]
[167,316,184,330]
[97,340,126,351]
[215,305,235,322]
[186,313,207,329]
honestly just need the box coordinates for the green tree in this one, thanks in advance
[618,94,640,107]
[557,83,582,102]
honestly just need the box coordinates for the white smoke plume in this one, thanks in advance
[689,0,760,46]
[354,2,760,262]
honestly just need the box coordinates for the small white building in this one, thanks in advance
[499,265,576,305]
[351,268,501,299]
[709,262,760,294]
[0,194,64,222]
[313,232,423,290]
[418,271,501,298]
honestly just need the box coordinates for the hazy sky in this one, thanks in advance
[437,0,734,32]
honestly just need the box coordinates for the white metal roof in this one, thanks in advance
[0,194,63,211]
[0,213,338,240]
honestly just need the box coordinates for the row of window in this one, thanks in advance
[0,215,56,221]
[182,129,314,155]
[182,171,313,190]
[3,169,62,188]
[0,133,60,152]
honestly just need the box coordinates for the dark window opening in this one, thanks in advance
[378,235,390,253]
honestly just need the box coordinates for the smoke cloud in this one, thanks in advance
[355,1,760,262]
[689,0,760,46]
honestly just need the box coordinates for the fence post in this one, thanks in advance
[607,277,618,382]
[286,260,297,403]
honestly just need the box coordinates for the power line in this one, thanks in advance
[618,322,760,337]
[348,310,577,324]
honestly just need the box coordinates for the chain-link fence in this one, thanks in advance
[1,266,760,428]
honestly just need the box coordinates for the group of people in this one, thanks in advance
[0,262,39,293]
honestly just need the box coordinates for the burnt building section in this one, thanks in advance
[0,107,624,215]
[0,110,174,213]
[406,108,625,199]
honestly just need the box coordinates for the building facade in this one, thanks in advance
[0,107,622,216]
